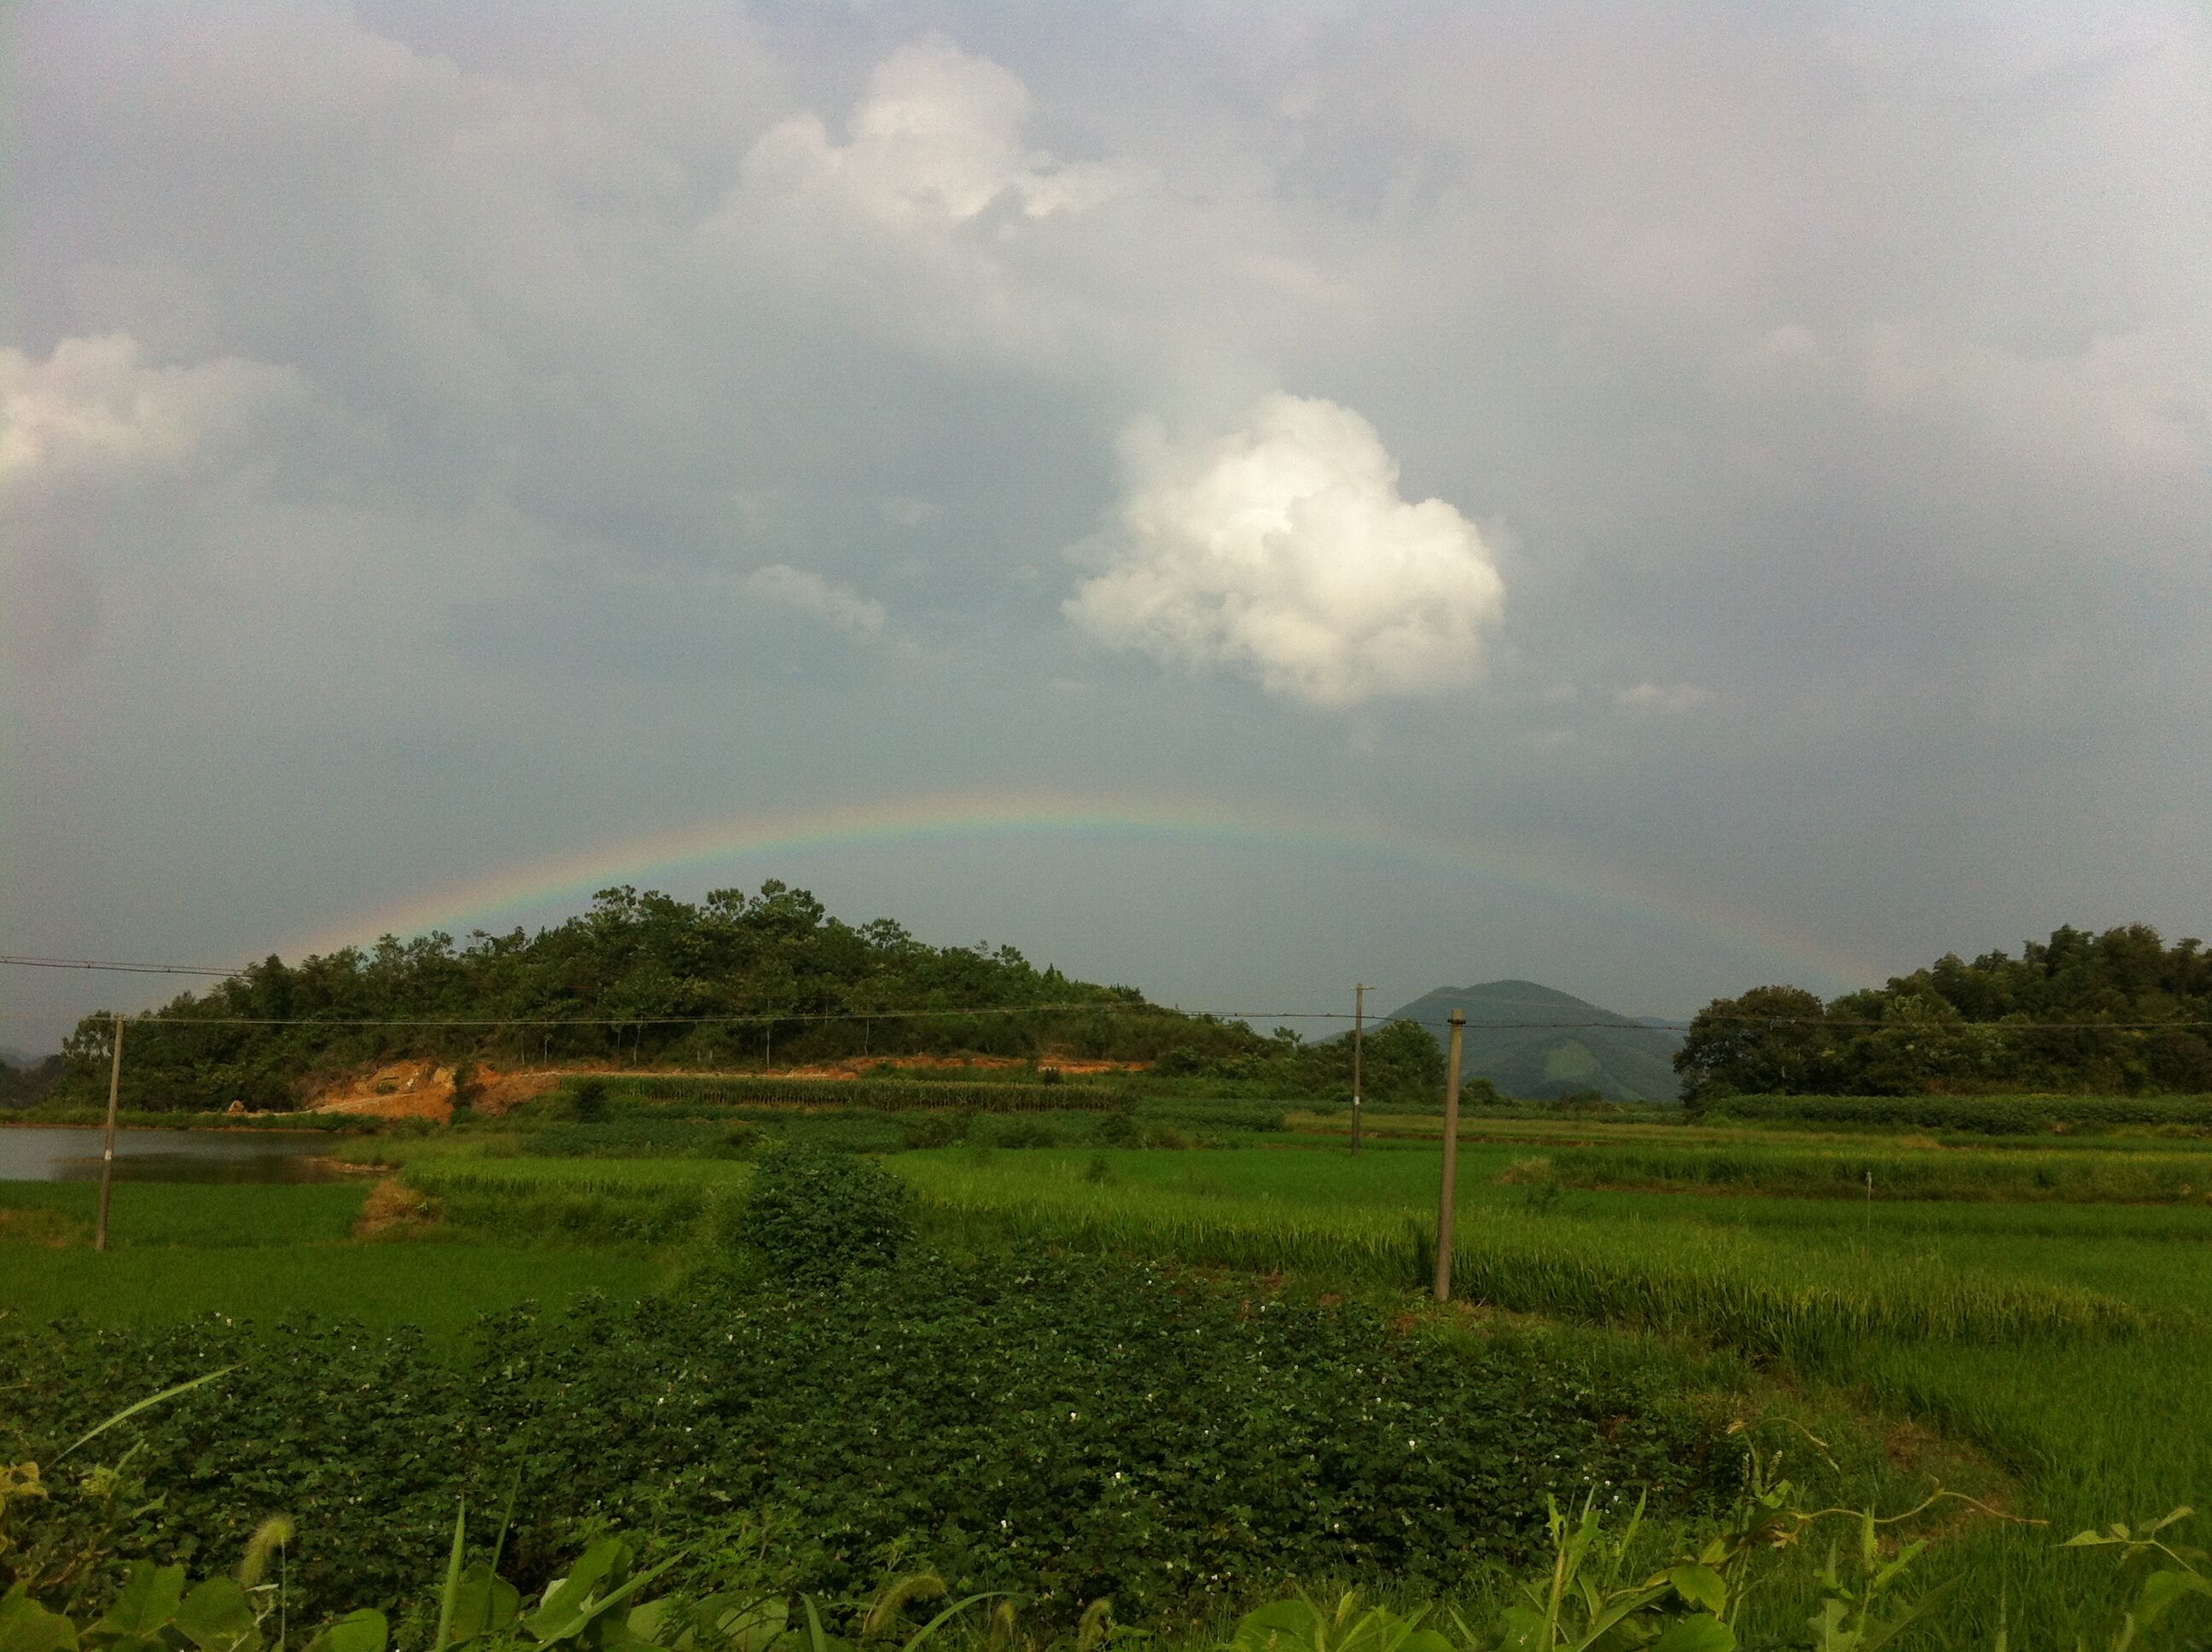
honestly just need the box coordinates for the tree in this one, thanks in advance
[1673,986,1834,1102]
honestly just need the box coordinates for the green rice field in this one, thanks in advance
[6,1102,2211,1644]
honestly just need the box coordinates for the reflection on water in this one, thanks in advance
[0,1126,347,1183]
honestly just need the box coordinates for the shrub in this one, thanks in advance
[571,1078,609,1123]
[898,1112,969,1150]
[1097,1110,1142,1148]
[733,1147,911,1284]
[991,1117,1062,1149]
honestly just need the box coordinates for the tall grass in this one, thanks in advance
[1707,1092,2212,1133]
[0,1181,370,1246]
[570,1073,1124,1113]
[895,1158,2145,1362]
[1530,1143,2212,1203]
[402,1159,752,1249]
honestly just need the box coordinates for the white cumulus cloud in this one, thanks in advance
[741,38,1129,228]
[1,333,308,496]
[1063,395,1505,708]
[741,564,886,641]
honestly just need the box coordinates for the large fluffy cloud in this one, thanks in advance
[1,333,310,497]
[1064,395,1505,707]
[742,39,1129,228]
[8,1,2212,1046]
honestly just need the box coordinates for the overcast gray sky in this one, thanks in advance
[5,1,2209,1049]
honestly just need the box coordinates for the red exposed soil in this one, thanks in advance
[302,1051,1145,1121]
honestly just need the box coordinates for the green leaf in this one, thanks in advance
[94,1565,188,1642]
[1496,1606,1550,1652]
[0,1586,79,1652]
[434,1504,468,1652]
[174,1579,259,1652]
[528,1543,685,1648]
[56,1370,237,1464]
[798,1599,850,1652]
[1650,1615,1734,1652]
[445,1565,521,1645]
[2134,1569,2212,1629]
[527,1539,630,1643]
[621,1602,671,1648]
[897,1593,999,1652]
[1667,1567,1727,1616]
[304,1611,387,1652]
[1234,1601,1322,1652]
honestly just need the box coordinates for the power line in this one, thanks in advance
[8,952,2210,1033]
[0,954,246,978]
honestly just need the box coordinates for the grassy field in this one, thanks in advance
[6,1102,2211,1645]
[0,1178,664,1348]
[887,1137,2210,1645]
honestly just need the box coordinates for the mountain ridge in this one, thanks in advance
[1385,979,1684,1102]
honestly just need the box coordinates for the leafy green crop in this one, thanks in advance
[0,1253,1728,1630]
[1698,1093,2212,1134]
[731,1149,912,1284]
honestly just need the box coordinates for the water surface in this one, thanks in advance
[0,1126,346,1183]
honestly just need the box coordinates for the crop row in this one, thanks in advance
[1523,1143,2212,1203]
[573,1073,1125,1113]
[1704,1092,2212,1133]
[894,1161,2146,1363]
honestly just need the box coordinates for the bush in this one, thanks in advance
[1097,1110,1142,1148]
[898,1112,970,1150]
[733,1147,911,1284]
[990,1117,1062,1149]
[571,1078,609,1123]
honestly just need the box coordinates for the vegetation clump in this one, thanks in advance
[732,1146,911,1284]
[1678,924,2212,1098]
[0,1256,1728,1629]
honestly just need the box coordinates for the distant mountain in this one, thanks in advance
[1385,980,1685,1102]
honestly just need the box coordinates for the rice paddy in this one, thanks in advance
[6,1100,2210,1644]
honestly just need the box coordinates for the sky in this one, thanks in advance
[4,1,2209,1050]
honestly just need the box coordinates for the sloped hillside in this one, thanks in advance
[1386,979,1683,1102]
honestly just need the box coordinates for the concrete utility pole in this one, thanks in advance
[95,1013,123,1253]
[1432,1009,1465,1303]
[1351,985,1371,1156]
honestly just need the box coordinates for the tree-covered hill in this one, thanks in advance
[44,881,1432,1112]
[1385,980,1684,1102]
[1675,923,2212,1099]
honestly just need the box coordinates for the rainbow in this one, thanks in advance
[288,787,1882,989]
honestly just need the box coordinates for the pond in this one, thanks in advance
[0,1126,350,1183]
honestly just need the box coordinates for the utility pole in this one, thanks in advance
[95,1013,123,1253]
[1432,1009,1464,1304]
[1351,985,1370,1156]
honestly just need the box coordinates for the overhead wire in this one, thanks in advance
[4,953,2210,1034]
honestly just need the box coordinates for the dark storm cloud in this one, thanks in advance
[4,1,2208,1044]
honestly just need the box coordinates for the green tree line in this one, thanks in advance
[44,882,1431,1112]
[1675,922,2212,1100]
